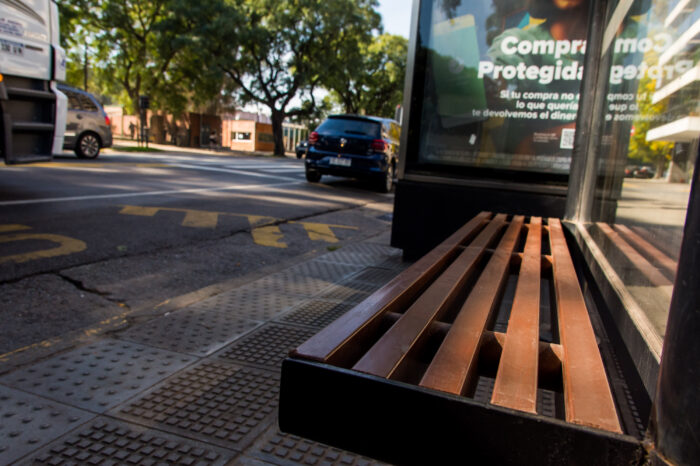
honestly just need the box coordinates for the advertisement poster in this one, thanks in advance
[418,0,676,175]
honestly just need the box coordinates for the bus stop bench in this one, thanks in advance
[280,212,643,465]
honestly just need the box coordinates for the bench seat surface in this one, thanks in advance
[290,212,622,434]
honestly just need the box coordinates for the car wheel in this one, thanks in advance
[75,132,101,159]
[378,162,394,193]
[305,167,321,183]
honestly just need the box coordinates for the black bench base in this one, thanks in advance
[280,358,643,466]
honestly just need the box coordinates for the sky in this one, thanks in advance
[377,0,412,38]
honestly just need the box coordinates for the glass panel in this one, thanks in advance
[411,0,592,180]
[316,117,381,137]
[79,94,98,112]
[590,0,698,340]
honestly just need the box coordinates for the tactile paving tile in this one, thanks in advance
[249,273,339,298]
[0,339,195,413]
[284,260,364,282]
[0,385,95,464]
[537,389,558,419]
[187,286,304,321]
[375,255,410,272]
[472,376,495,404]
[317,280,378,303]
[112,361,279,450]
[246,425,385,466]
[22,418,235,465]
[215,324,318,368]
[278,300,356,329]
[117,308,261,356]
[349,267,400,285]
[316,243,400,267]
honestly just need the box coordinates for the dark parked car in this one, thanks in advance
[296,140,308,159]
[304,115,400,192]
[58,84,113,159]
[624,164,656,178]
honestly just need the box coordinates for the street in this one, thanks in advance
[0,147,394,361]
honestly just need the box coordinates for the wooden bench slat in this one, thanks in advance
[352,214,508,377]
[292,211,492,364]
[549,219,622,433]
[613,224,677,278]
[597,222,673,297]
[419,216,525,394]
[491,217,542,413]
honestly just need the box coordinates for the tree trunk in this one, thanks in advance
[271,110,286,156]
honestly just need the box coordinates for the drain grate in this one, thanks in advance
[118,309,261,356]
[0,385,95,464]
[23,418,235,465]
[278,300,355,329]
[246,425,385,466]
[215,324,318,368]
[112,361,279,450]
[0,339,195,413]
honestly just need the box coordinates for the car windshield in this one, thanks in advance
[317,118,380,137]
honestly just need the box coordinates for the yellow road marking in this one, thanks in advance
[8,162,170,169]
[118,205,357,246]
[119,205,160,216]
[26,162,107,168]
[251,225,287,248]
[292,221,358,243]
[0,224,31,233]
[0,232,87,263]
[244,214,277,228]
[182,210,220,228]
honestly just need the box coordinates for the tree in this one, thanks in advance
[207,0,382,155]
[326,33,408,117]
[61,0,227,114]
[628,74,674,179]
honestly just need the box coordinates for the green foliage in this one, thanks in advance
[59,0,401,154]
[628,75,673,176]
[60,0,228,114]
[203,0,382,154]
[326,33,408,117]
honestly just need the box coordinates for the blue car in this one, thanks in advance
[304,115,401,192]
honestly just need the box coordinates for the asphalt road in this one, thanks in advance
[0,147,394,359]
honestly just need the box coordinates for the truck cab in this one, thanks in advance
[0,0,66,164]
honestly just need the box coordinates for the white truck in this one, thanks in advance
[0,0,66,163]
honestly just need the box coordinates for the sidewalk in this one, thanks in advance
[0,230,404,465]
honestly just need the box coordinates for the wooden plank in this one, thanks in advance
[352,214,509,377]
[614,224,677,279]
[293,212,492,364]
[419,216,525,395]
[597,223,673,298]
[549,219,622,433]
[491,217,542,414]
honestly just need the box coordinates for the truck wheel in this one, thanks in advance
[305,168,321,183]
[75,132,101,159]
